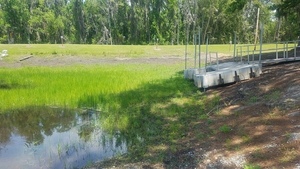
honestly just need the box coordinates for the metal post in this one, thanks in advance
[247,46,250,64]
[233,32,237,61]
[216,52,219,70]
[283,43,286,58]
[259,21,263,66]
[240,46,243,63]
[194,34,197,68]
[205,33,209,70]
[185,25,188,69]
[294,41,297,60]
[254,8,260,50]
[252,50,255,63]
[198,27,201,68]
[276,41,278,59]
[286,42,289,60]
[237,49,239,62]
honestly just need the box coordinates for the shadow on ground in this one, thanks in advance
[83,49,300,169]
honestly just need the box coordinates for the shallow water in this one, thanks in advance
[0,106,127,169]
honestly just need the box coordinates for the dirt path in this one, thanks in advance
[0,56,185,68]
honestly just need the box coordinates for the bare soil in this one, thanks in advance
[0,55,184,68]
[1,55,299,169]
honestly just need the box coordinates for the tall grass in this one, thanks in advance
[0,63,182,112]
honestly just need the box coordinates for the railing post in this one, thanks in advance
[294,41,297,60]
[247,46,250,64]
[283,42,286,59]
[286,42,289,60]
[198,27,201,68]
[237,49,239,62]
[216,52,219,71]
[209,52,212,66]
[205,33,209,69]
[194,34,197,68]
[233,32,237,62]
[259,21,263,66]
[252,50,255,64]
[276,42,278,59]
[240,46,243,62]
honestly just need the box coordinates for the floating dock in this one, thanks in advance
[184,39,300,89]
[184,62,262,89]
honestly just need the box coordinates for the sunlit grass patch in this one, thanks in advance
[0,63,182,112]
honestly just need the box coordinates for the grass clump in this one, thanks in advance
[219,124,231,133]
[244,164,261,169]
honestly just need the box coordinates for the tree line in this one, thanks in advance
[0,0,299,45]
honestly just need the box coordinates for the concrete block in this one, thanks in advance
[184,68,196,80]
[189,63,262,89]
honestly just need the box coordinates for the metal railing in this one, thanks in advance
[206,52,219,71]
[236,40,300,64]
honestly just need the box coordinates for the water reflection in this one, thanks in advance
[0,106,127,169]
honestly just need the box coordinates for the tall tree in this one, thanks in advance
[72,0,86,43]
[1,0,30,43]
[276,0,300,44]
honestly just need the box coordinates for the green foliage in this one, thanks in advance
[227,0,248,12]
[0,0,298,44]
[265,90,281,102]
[244,164,261,169]
[248,96,258,103]
[219,124,231,133]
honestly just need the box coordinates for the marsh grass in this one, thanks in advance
[0,63,182,111]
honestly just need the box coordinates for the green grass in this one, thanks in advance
[0,44,192,59]
[0,63,182,112]
[1,43,289,59]
[219,124,232,133]
[244,164,261,169]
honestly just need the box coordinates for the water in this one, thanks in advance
[0,106,127,169]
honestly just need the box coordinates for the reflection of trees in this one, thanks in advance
[0,114,13,144]
[0,106,76,145]
[77,110,98,142]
